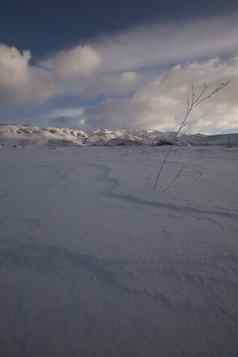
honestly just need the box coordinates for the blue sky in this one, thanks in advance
[0,0,238,133]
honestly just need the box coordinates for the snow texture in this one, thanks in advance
[0,144,238,356]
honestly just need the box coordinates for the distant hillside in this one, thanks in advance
[0,125,238,146]
[183,133,238,146]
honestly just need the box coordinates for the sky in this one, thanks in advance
[0,0,238,133]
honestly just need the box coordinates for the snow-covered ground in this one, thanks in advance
[0,144,238,356]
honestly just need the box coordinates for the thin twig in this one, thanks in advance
[153,80,230,190]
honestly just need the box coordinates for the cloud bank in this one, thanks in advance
[0,44,55,104]
[1,13,238,133]
[53,46,101,79]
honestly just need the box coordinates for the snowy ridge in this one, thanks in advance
[0,125,238,146]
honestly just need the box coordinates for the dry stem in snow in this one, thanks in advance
[153,80,230,190]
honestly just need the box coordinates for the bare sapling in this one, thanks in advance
[153,80,230,190]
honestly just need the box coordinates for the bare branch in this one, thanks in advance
[193,83,208,106]
[153,80,230,190]
[195,80,230,107]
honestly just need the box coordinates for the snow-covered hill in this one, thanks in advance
[0,125,238,146]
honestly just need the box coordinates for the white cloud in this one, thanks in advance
[40,13,238,93]
[53,45,101,79]
[0,45,30,87]
[1,13,238,133]
[82,55,238,133]
[0,44,55,104]
[92,13,238,73]
[81,71,141,98]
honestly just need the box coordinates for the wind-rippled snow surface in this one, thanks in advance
[0,144,238,356]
